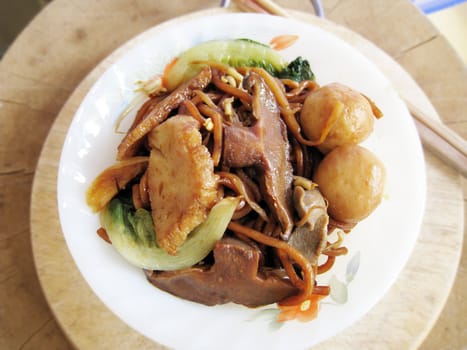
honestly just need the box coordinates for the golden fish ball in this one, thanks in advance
[313,145,386,224]
[300,83,376,154]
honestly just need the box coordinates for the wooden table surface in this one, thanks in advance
[1,0,465,349]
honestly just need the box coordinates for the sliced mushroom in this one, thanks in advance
[145,237,299,307]
[117,66,212,160]
[289,186,328,265]
[222,72,294,239]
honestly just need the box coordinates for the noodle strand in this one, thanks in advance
[227,221,314,306]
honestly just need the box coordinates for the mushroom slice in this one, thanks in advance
[117,66,212,160]
[289,186,328,265]
[145,237,299,307]
[222,72,294,239]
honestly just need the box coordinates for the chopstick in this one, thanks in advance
[404,99,467,157]
[232,0,291,16]
[230,0,467,177]
[405,100,467,177]
[231,0,270,14]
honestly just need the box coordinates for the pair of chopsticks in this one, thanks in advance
[404,100,467,177]
[227,0,467,177]
[226,0,292,17]
[227,0,325,17]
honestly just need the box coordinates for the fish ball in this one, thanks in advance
[313,145,386,224]
[300,83,375,153]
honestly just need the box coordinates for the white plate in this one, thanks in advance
[57,13,426,350]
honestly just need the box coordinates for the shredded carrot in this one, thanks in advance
[277,294,326,323]
[97,227,111,244]
[270,34,299,50]
[312,285,331,295]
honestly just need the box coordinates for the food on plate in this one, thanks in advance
[147,115,220,255]
[300,82,382,153]
[100,195,239,270]
[86,38,385,321]
[146,237,299,307]
[86,157,148,212]
[313,144,386,224]
[162,38,313,91]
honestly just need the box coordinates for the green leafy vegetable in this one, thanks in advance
[277,56,315,82]
[163,39,286,90]
[163,39,315,90]
[100,196,240,271]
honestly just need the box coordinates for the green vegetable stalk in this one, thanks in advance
[163,39,315,90]
[100,196,240,271]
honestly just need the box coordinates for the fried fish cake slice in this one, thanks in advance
[147,115,219,255]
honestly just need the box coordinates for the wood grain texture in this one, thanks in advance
[0,0,465,349]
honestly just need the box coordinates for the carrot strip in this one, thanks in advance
[312,285,330,295]
[270,34,299,50]
[97,227,111,244]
